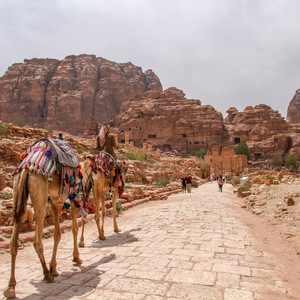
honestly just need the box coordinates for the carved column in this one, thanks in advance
[125,131,130,149]
[143,143,147,153]
[156,148,160,157]
[147,144,152,156]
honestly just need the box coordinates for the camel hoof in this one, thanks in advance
[3,287,16,299]
[50,270,59,277]
[43,275,54,283]
[114,228,121,233]
[78,241,85,248]
[99,236,106,240]
[73,257,82,264]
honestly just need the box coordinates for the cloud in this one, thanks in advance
[1,0,300,118]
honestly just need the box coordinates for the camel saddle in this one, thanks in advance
[30,137,79,168]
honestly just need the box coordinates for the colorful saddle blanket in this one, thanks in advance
[13,141,56,179]
[94,151,124,195]
[13,139,84,199]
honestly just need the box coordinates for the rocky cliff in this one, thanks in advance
[113,87,230,152]
[0,54,162,135]
[287,89,300,124]
[225,105,293,159]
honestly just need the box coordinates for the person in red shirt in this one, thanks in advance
[185,174,192,193]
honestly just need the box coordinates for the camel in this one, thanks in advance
[4,142,83,299]
[79,153,124,246]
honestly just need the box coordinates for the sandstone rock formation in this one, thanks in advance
[287,89,300,124]
[113,87,230,152]
[0,54,162,135]
[225,104,290,141]
[225,105,293,159]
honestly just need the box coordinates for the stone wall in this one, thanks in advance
[204,146,247,176]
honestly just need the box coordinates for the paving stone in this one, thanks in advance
[165,269,216,285]
[212,263,251,276]
[0,183,298,299]
[167,282,223,299]
[224,288,254,300]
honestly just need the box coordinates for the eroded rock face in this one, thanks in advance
[225,104,290,142]
[113,87,229,152]
[0,54,162,135]
[287,89,300,124]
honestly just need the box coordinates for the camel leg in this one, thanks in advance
[99,194,106,240]
[71,204,82,263]
[34,212,53,282]
[78,217,86,248]
[112,191,121,233]
[3,220,22,299]
[49,203,61,276]
[29,180,53,283]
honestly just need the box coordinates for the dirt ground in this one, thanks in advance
[229,180,300,294]
[240,179,300,257]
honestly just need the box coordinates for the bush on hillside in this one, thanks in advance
[126,150,148,162]
[0,122,8,136]
[235,142,251,160]
[155,178,170,188]
[12,119,25,127]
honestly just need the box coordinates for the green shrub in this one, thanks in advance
[156,178,170,188]
[46,128,53,135]
[181,151,189,158]
[238,180,252,196]
[198,163,207,172]
[272,151,283,167]
[235,142,251,160]
[265,175,276,180]
[0,122,8,136]
[126,150,148,162]
[116,202,122,214]
[229,176,241,186]
[285,151,300,172]
[12,119,25,127]
[170,164,178,171]
[76,148,84,154]
[191,149,206,158]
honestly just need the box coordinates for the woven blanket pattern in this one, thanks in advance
[94,151,124,194]
[13,141,56,179]
[59,165,83,196]
[95,151,119,178]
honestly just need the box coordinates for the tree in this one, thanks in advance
[235,142,251,160]
[272,151,283,168]
[285,151,299,172]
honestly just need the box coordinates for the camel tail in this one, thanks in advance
[13,170,29,223]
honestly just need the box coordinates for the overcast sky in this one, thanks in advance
[1,0,300,118]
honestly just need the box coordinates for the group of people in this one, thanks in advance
[181,174,192,193]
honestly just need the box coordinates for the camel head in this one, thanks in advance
[80,156,95,201]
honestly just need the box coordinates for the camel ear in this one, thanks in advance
[85,154,95,160]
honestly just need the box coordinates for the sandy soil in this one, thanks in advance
[228,181,300,295]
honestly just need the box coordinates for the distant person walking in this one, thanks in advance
[218,177,224,192]
[181,177,187,193]
[185,174,192,193]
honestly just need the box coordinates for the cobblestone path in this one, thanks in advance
[0,183,298,299]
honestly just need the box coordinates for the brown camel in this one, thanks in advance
[79,156,122,246]
[3,170,82,299]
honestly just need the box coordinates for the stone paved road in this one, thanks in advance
[0,183,298,299]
